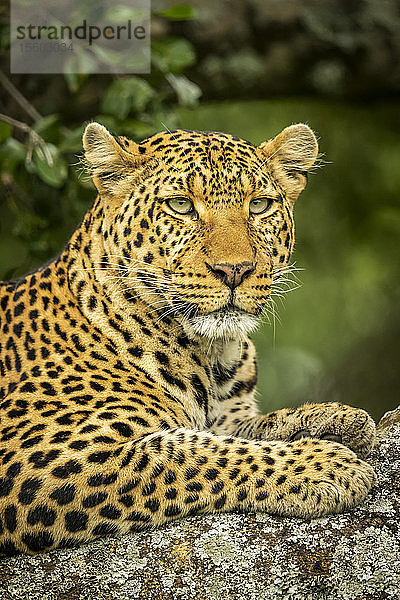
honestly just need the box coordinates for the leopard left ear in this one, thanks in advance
[258,124,319,204]
[83,122,150,196]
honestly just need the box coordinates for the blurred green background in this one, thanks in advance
[1,1,399,421]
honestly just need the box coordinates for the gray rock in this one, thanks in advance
[1,408,400,600]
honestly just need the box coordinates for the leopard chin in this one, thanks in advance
[185,307,260,341]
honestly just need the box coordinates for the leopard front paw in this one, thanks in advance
[271,440,377,518]
[289,403,376,459]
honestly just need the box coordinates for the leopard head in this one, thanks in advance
[83,123,318,340]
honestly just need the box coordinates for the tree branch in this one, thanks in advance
[0,112,53,165]
[0,70,42,121]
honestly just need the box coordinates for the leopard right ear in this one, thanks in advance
[83,122,150,195]
[258,124,319,204]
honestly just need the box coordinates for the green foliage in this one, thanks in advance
[154,4,197,20]
[30,144,69,188]
[0,5,201,277]
[151,37,196,73]
[101,77,155,119]
[0,121,11,141]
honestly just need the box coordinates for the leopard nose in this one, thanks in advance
[207,262,256,290]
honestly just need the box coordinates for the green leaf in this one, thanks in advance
[32,143,68,188]
[101,77,154,119]
[0,120,11,143]
[64,72,89,94]
[166,74,201,106]
[104,5,148,23]
[151,38,196,74]
[155,4,197,20]
[64,51,99,74]
[91,45,126,67]
[0,138,25,173]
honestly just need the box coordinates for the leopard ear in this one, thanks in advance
[83,122,150,195]
[258,124,319,204]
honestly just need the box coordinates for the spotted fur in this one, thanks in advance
[0,123,376,555]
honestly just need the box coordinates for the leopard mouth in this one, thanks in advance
[184,305,260,340]
[154,292,260,340]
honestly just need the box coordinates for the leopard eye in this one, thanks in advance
[167,197,195,215]
[249,197,274,215]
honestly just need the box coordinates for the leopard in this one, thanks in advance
[0,122,376,556]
